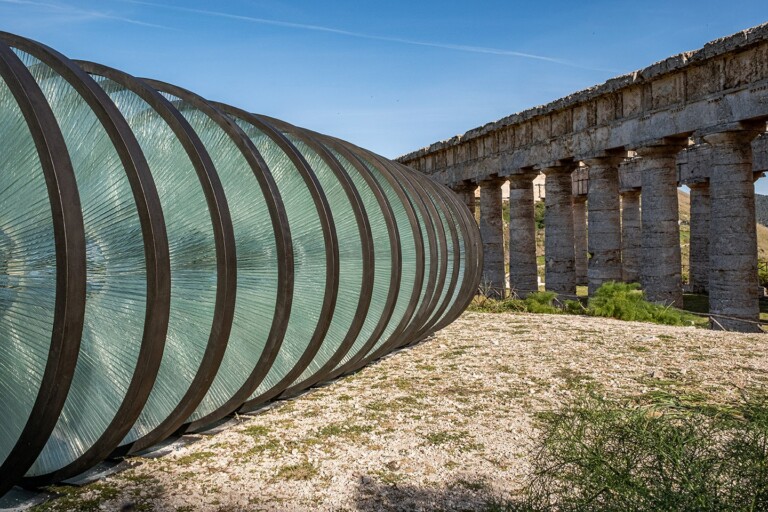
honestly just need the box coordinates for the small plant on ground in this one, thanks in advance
[468,281,707,327]
[587,281,703,326]
[275,459,318,481]
[468,291,566,314]
[497,388,768,511]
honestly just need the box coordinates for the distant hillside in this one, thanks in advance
[757,194,768,227]
[678,189,690,223]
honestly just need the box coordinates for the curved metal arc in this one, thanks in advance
[123,79,291,446]
[442,185,483,320]
[308,132,403,380]
[0,40,86,496]
[429,181,476,330]
[0,32,172,486]
[255,116,374,397]
[426,176,480,332]
[330,142,426,370]
[358,152,439,356]
[394,168,448,341]
[412,178,461,336]
[71,61,239,455]
[214,105,339,411]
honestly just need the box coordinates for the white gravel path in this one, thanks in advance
[34,312,768,512]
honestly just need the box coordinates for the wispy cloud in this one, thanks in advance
[117,0,604,70]
[0,0,169,29]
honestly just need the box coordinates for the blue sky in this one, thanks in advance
[1,0,767,162]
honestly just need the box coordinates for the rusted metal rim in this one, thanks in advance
[333,143,427,370]
[336,142,425,355]
[446,182,483,316]
[126,81,291,443]
[311,133,402,380]
[258,116,374,398]
[429,180,478,331]
[71,62,239,454]
[358,154,439,359]
[1,33,172,487]
[0,41,86,496]
[425,176,479,332]
[214,105,339,412]
[437,185,479,322]
[414,177,461,337]
[393,166,447,342]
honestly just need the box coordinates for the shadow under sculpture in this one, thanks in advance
[0,32,482,495]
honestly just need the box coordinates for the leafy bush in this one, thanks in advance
[468,291,563,314]
[586,281,702,326]
[759,259,768,288]
[534,201,546,230]
[499,390,768,511]
[520,291,561,314]
[469,282,704,327]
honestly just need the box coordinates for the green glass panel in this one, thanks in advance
[424,186,453,326]
[230,118,327,400]
[423,187,456,329]
[435,192,467,326]
[325,148,391,369]
[17,51,147,477]
[355,157,418,354]
[87,78,219,445]
[283,135,362,385]
[400,179,433,336]
[0,74,56,466]
[157,97,279,424]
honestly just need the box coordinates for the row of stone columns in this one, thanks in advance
[451,126,764,332]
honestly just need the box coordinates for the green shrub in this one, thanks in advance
[586,281,701,326]
[501,390,768,511]
[468,291,563,314]
[521,291,561,314]
[534,201,546,230]
[759,259,768,288]
[469,282,706,327]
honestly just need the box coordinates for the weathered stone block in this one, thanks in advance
[516,122,532,147]
[596,94,619,125]
[532,116,550,142]
[622,85,643,117]
[573,102,596,131]
[551,110,571,137]
[652,74,685,109]
[725,46,768,90]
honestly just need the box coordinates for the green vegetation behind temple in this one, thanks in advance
[469,282,708,327]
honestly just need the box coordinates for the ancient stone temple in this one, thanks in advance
[400,23,768,334]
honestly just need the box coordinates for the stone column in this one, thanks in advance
[479,176,506,298]
[636,144,686,307]
[620,190,641,283]
[508,172,539,297]
[452,181,478,220]
[584,156,624,295]
[573,196,588,285]
[688,181,710,294]
[543,164,577,295]
[703,129,762,332]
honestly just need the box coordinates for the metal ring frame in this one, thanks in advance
[0,32,481,493]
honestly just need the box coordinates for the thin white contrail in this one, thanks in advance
[117,0,605,70]
[0,0,170,29]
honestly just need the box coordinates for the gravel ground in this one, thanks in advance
[32,312,768,512]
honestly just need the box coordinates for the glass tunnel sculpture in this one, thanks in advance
[0,32,482,494]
